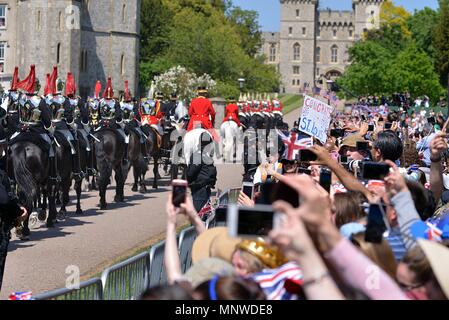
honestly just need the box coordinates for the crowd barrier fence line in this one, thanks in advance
[178,226,197,273]
[32,277,103,300]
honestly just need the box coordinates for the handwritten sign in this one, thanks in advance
[299,95,334,144]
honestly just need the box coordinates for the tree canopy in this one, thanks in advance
[139,0,280,98]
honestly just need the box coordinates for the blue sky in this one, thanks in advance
[232,0,440,31]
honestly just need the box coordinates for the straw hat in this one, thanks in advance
[191,227,241,264]
[418,239,449,299]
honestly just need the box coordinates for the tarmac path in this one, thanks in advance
[1,106,301,299]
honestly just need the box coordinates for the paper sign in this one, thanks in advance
[299,95,334,144]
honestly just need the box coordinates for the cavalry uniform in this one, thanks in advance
[187,91,216,132]
[272,99,283,114]
[139,98,164,136]
[222,102,241,127]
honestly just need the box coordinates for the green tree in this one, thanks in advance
[433,0,449,87]
[407,7,439,63]
[227,6,262,57]
[380,0,412,36]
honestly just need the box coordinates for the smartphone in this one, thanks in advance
[364,203,389,243]
[319,168,332,193]
[297,149,318,162]
[242,182,254,199]
[330,129,344,138]
[227,204,282,237]
[214,206,228,223]
[339,155,348,164]
[172,179,188,207]
[297,167,312,175]
[368,124,374,132]
[356,141,369,151]
[259,181,275,205]
[272,181,300,208]
[384,123,393,130]
[361,115,366,121]
[361,162,390,180]
[427,117,436,125]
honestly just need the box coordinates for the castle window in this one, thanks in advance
[37,10,41,31]
[269,44,276,62]
[302,27,306,36]
[293,66,300,75]
[122,3,126,23]
[316,47,321,63]
[296,9,300,17]
[121,54,126,76]
[289,27,293,35]
[331,45,338,63]
[349,29,353,38]
[292,79,295,86]
[296,79,300,86]
[80,49,88,72]
[317,28,321,37]
[0,42,5,73]
[293,43,300,61]
[333,29,337,38]
[57,43,61,64]
[0,5,7,28]
[59,11,63,31]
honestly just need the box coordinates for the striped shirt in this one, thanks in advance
[386,228,408,262]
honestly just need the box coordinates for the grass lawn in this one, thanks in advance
[279,94,304,114]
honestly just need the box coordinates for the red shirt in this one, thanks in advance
[222,103,241,126]
[187,96,216,131]
[272,100,283,112]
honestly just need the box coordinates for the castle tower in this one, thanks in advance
[279,0,319,94]
[353,0,385,39]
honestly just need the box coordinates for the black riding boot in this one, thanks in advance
[71,153,83,182]
[49,156,58,183]
[123,143,129,165]
[141,142,149,163]
[86,151,96,177]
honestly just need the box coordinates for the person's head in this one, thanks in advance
[332,192,367,228]
[339,135,371,161]
[350,232,398,279]
[398,240,449,300]
[231,249,265,276]
[140,283,193,300]
[193,276,266,300]
[372,130,403,162]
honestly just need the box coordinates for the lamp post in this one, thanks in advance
[238,78,245,95]
[326,79,334,106]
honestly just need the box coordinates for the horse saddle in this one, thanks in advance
[9,131,53,157]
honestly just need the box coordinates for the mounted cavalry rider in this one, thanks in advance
[45,70,84,180]
[9,65,55,175]
[140,94,164,136]
[187,86,216,132]
[98,77,128,164]
[86,80,102,130]
[223,97,241,127]
[120,80,148,160]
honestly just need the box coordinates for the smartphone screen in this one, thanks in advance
[368,124,374,132]
[365,204,388,243]
[297,167,312,175]
[319,168,332,193]
[242,183,254,199]
[272,181,300,208]
[356,141,369,151]
[297,149,318,162]
[227,205,277,237]
[172,185,187,207]
[361,162,390,180]
[214,207,227,223]
[339,155,348,164]
[330,129,344,138]
[384,123,393,130]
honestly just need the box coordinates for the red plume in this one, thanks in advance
[10,67,19,91]
[49,66,58,95]
[103,77,114,99]
[124,80,131,101]
[44,73,52,96]
[65,72,76,97]
[94,80,102,99]
[16,65,36,94]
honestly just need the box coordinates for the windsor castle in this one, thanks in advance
[261,0,385,94]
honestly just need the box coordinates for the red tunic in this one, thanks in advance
[222,103,241,126]
[242,103,251,113]
[272,100,283,112]
[187,97,216,131]
[140,100,162,126]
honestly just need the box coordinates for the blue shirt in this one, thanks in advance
[416,133,436,167]
[386,227,408,262]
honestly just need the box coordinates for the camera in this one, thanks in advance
[227,205,283,238]
[360,162,390,180]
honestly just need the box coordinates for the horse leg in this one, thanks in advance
[131,164,138,192]
[139,159,147,193]
[59,179,70,214]
[46,182,58,228]
[74,178,83,214]
[152,155,159,189]
[114,165,125,202]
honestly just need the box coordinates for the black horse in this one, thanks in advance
[94,127,127,209]
[141,124,161,189]
[128,128,148,193]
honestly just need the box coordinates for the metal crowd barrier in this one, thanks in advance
[178,226,197,273]
[33,278,103,300]
[33,217,218,300]
[101,252,150,300]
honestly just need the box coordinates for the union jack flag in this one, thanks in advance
[277,129,313,160]
[9,291,33,300]
[249,262,303,300]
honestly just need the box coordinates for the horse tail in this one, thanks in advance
[95,133,113,183]
[12,144,37,209]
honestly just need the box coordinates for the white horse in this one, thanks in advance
[220,120,240,162]
[182,128,214,165]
